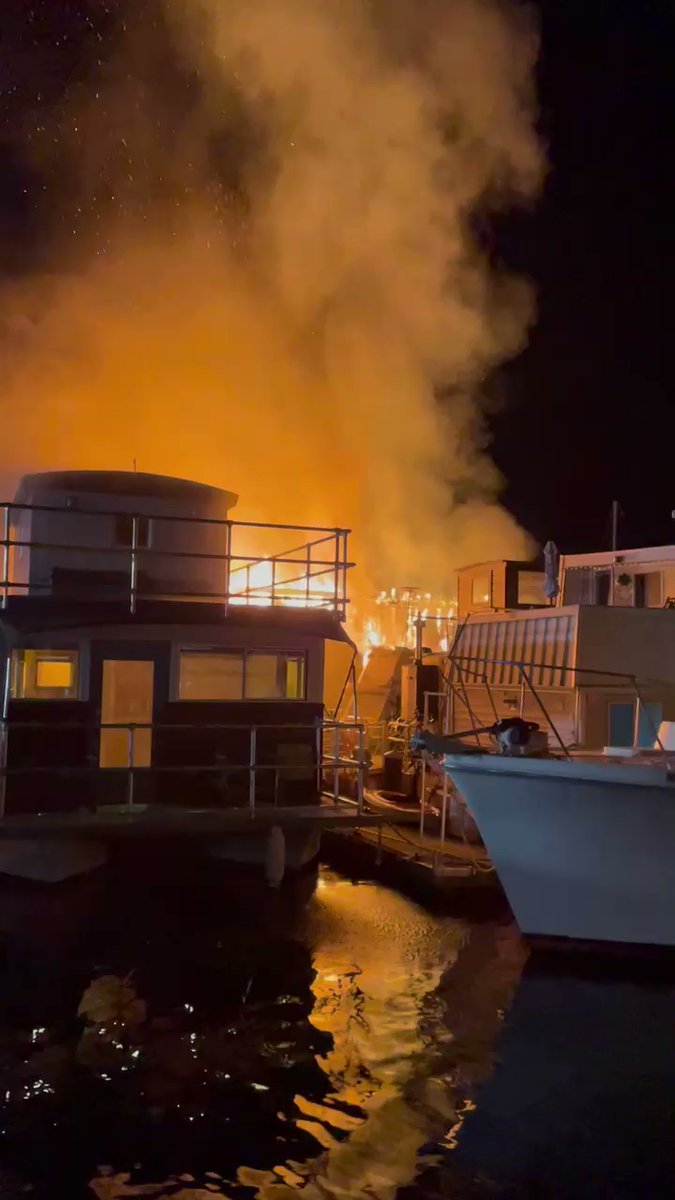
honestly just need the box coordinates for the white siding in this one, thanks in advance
[453,609,576,688]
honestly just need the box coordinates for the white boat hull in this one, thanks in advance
[442,754,675,947]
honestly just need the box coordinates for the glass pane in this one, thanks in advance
[245,653,305,699]
[517,571,546,606]
[179,652,243,700]
[100,659,154,768]
[471,575,490,605]
[643,572,663,608]
[608,702,634,747]
[246,653,282,699]
[36,659,73,689]
[286,656,303,700]
[638,702,662,748]
[10,649,78,699]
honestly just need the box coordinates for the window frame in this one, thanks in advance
[470,573,492,607]
[517,570,546,607]
[10,648,80,701]
[175,647,307,702]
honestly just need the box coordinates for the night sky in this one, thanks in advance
[0,0,672,555]
[493,0,673,552]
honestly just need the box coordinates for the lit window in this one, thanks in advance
[179,652,244,700]
[471,575,491,606]
[245,653,305,700]
[11,650,78,699]
[517,571,546,606]
[114,514,151,548]
[177,650,306,701]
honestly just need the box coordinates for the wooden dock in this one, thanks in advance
[322,816,504,910]
[344,821,494,872]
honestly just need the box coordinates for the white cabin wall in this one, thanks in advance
[25,500,229,599]
[576,606,675,685]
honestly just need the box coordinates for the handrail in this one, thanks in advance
[0,500,353,617]
[1,500,351,537]
[0,717,368,816]
[448,655,641,682]
[445,655,664,754]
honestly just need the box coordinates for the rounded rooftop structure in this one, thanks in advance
[14,470,238,517]
[10,470,238,602]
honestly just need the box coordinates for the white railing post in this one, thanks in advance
[224,521,232,614]
[315,719,322,793]
[440,774,448,844]
[333,723,340,804]
[0,649,11,818]
[129,515,138,613]
[126,724,135,807]
[633,697,642,749]
[419,755,426,840]
[341,531,349,619]
[1,504,9,609]
[419,692,431,839]
[333,531,340,614]
[249,727,257,813]
[357,723,365,814]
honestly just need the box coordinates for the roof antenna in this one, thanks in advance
[132,458,137,473]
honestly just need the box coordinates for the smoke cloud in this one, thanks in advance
[0,0,543,600]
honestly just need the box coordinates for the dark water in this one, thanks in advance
[1,869,674,1199]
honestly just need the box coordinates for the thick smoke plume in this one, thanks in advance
[0,0,543,602]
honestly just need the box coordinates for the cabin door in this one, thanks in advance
[99,659,155,768]
[91,642,165,770]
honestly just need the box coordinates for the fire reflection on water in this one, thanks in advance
[0,873,524,1199]
[241,875,524,1199]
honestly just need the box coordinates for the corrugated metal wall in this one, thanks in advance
[452,610,577,688]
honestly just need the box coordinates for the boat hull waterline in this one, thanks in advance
[442,754,675,948]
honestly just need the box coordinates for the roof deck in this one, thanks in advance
[1,500,353,621]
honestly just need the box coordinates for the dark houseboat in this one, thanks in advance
[0,471,363,885]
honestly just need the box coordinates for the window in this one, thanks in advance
[608,700,663,748]
[114,514,151,548]
[245,652,305,700]
[177,650,306,700]
[596,571,611,605]
[517,571,546,606]
[638,571,663,608]
[471,574,491,606]
[179,652,244,701]
[11,649,78,699]
[563,569,595,605]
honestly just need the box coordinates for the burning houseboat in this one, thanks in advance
[0,470,367,885]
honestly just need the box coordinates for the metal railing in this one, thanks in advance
[357,718,417,764]
[0,717,367,819]
[445,655,666,756]
[412,658,669,838]
[1,502,353,618]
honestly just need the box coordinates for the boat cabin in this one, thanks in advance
[559,544,675,608]
[456,559,547,621]
[0,471,355,818]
